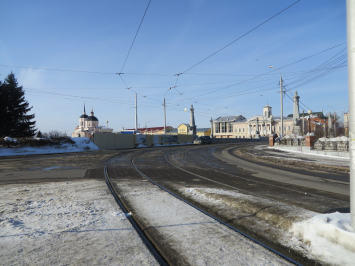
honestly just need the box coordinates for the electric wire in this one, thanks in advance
[120,0,152,72]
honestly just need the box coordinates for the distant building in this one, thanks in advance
[196,128,211,137]
[71,105,113,137]
[124,126,174,135]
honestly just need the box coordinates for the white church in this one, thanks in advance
[71,105,113,137]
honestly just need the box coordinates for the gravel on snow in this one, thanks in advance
[0,180,158,266]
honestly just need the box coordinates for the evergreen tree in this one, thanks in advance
[36,130,42,138]
[0,72,36,137]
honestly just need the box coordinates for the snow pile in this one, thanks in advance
[277,134,305,141]
[291,212,355,266]
[137,144,147,148]
[4,136,18,142]
[0,137,99,156]
[318,136,349,142]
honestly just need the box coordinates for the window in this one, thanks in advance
[278,126,281,131]
[228,123,232,132]
[264,111,267,116]
[239,128,241,132]
[243,128,245,132]
[221,123,226,133]
[215,123,220,133]
[288,126,291,131]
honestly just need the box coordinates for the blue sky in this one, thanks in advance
[0,0,348,134]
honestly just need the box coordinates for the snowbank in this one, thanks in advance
[318,136,349,142]
[291,212,355,266]
[0,137,99,156]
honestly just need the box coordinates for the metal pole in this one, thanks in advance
[347,0,355,228]
[334,111,337,137]
[280,77,283,137]
[163,88,171,135]
[135,93,138,131]
[302,111,305,135]
[164,97,166,134]
[269,66,283,137]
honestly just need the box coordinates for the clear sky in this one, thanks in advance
[0,0,348,134]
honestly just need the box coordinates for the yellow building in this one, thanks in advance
[196,128,211,137]
[177,124,190,135]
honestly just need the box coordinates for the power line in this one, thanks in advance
[181,0,301,73]
[120,0,152,72]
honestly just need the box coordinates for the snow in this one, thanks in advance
[0,137,99,156]
[111,179,292,265]
[318,136,349,142]
[4,136,18,142]
[291,212,355,266]
[0,180,158,265]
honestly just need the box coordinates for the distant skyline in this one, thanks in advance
[0,0,348,134]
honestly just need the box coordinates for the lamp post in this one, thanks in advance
[307,110,312,134]
[269,66,284,137]
[106,121,109,131]
[145,121,150,135]
[164,88,171,134]
[328,105,337,137]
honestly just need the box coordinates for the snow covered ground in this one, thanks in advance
[0,180,157,265]
[112,179,293,265]
[181,187,355,266]
[0,137,99,157]
[292,212,355,266]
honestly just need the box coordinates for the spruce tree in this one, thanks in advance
[0,72,36,137]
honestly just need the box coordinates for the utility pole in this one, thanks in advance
[269,66,284,137]
[164,88,172,134]
[347,0,355,228]
[302,111,305,135]
[135,93,138,131]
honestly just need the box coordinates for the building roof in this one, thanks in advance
[126,126,174,131]
[214,115,245,122]
[87,116,98,121]
[196,128,211,132]
[288,112,325,118]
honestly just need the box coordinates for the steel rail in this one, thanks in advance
[131,153,303,266]
[184,147,349,204]
[104,155,168,266]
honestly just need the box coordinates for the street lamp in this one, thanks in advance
[164,88,171,134]
[307,110,312,134]
[145,121,150,135]
[269,66,284,137]
[106,121,109,130]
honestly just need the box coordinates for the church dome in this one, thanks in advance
[80,114,88,118]
[87,116,98,122]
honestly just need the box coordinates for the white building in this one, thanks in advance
[71,105,113,137]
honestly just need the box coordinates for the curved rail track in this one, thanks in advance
[105,148,304,265]
[104,155,168,266]
[104,144,349,265]
[182,149,348,204]
[130,153,302,266]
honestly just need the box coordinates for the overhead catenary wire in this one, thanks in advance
[120,0,152,73]
[180,0,301,74]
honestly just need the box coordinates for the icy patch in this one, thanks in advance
[0,137,99,157]
[291,212,355,266]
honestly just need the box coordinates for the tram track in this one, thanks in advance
[104,153,168,266]
[129,151,302,266]
[104,145,344,265]
[182,149,348,204]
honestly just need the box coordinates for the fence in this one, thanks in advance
[91,133,194,150]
